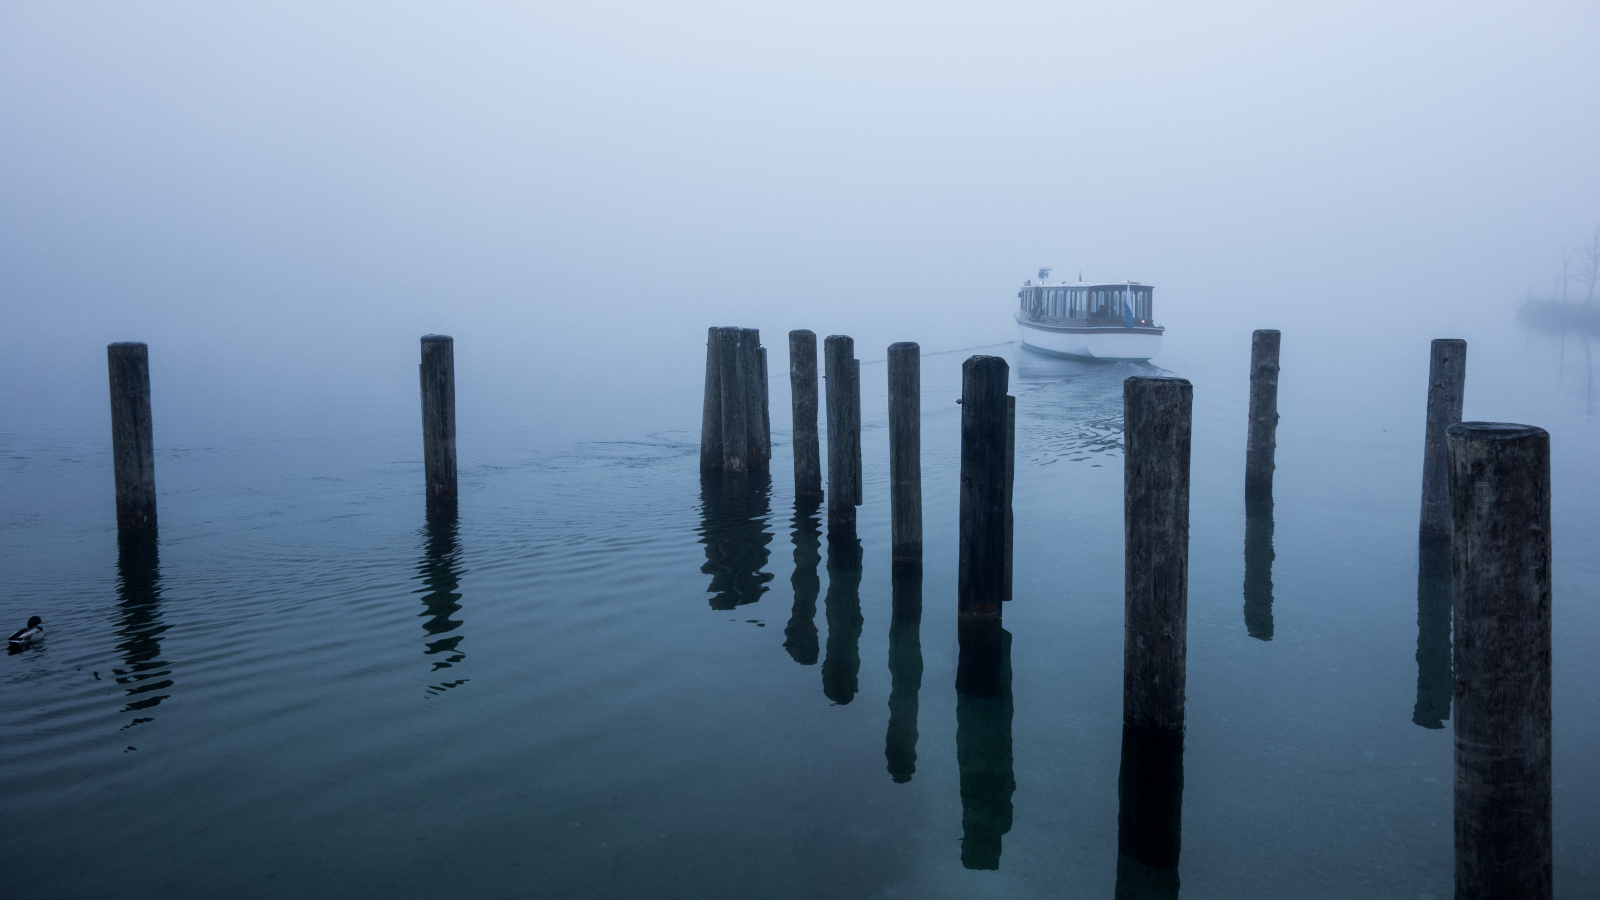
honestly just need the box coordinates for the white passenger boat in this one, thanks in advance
[1015,268,1164,360]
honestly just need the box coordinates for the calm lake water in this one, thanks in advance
[3,323,1598,899]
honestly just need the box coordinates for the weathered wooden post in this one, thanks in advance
[419,335,457,505]
[824,336,861,528]
[1420,338,1467,542]
[701,326,770,474]
[740,328,770,471]
[888,342,922,563]
[700,327,722,471]
[1244,330,1280,501]
[716,326,748,473]
[1004,394,1015,602]
[1123,376,1192,735]
[959,356,1009,622]
[789,330,823,500]
[108,342,157,532]
[852,359,863,506]
[1448,422,1551,900]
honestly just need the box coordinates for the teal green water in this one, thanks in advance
[3,329,1597,898]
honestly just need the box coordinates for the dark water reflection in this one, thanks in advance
[822,528,864,704]
[416,509,468,694]
[697,472,775,609]
[1243,492,1275,640]
[1413,537,1453,729]
[885,565,923,783]
[783,500,822,665]
[956,621,1014,870]
[112,532,172,726]
[1115,725,1185,899]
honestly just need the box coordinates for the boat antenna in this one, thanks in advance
[1038,266,1052,281]
[1078,269,1082,282]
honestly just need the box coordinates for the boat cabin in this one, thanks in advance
[1018,279,1154,327]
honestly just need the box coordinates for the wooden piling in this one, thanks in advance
[789,330,823,500]
[740,327,770,470]
[958,356,1009,622]
[717,327,747,473]
[759,346,772,464]
[107,342,157,532]
[1245,330,1280,500]
[1004,394,1015,601]
[824,336,860,527]
[420,335,457,503]
[1448,422,1551,900]
[701,327,722,471]
[888,342,922,563]
[852,359,863,507]
[1419,339,1467,542]
[1123,376,1192,734]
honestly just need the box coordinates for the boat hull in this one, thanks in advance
[1016,316,1163,361]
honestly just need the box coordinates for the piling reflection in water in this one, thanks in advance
[1413,536,1453,729]
[821,527,863,704]
[112,532,173,725]
[783,499,822,665]
[1242,492,1275,640]
[955,621,1014,870]
[697,471,774,609]
[1115,725,1185,899]
[885,565,923,783]
[416,508,468,693]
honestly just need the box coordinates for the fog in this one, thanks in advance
[3,1,1598,442]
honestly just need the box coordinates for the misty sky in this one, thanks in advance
[3,1,1598,436]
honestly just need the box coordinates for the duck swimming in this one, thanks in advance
[9,616,44,651]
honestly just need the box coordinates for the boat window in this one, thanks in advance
[1090,289,1115,319]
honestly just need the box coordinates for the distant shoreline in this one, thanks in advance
[1518,299,1600,337]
